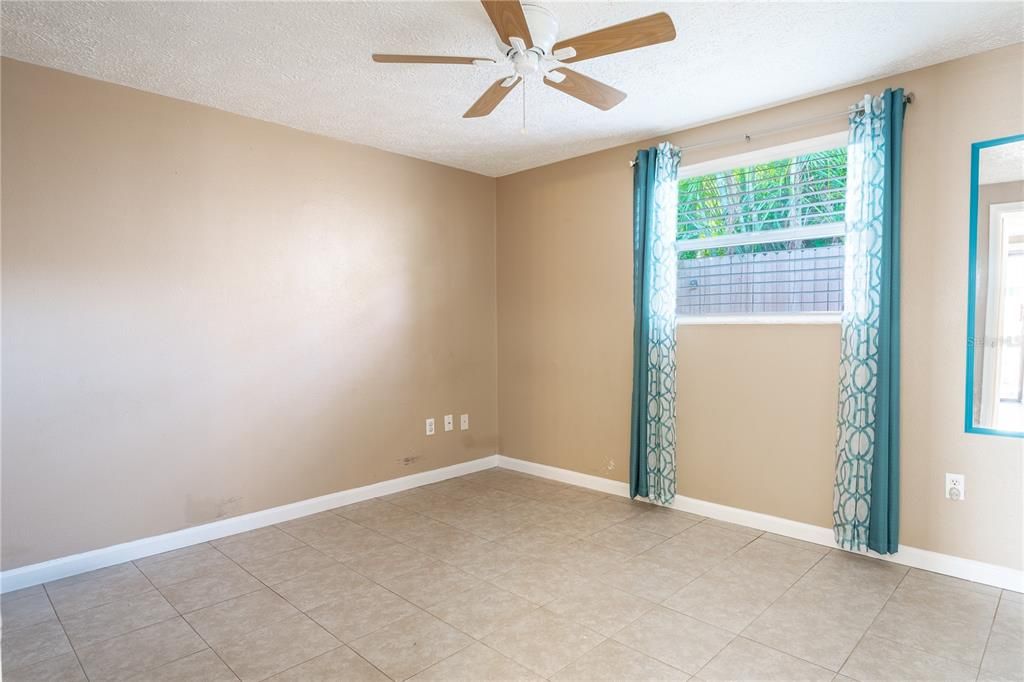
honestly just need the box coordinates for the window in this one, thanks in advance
[676,136,848,321]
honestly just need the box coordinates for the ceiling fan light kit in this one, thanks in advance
[371,1,676,120]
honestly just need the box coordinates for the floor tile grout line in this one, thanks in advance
[51,563,182,671]
[211,531,316,569]
[393,634,478,681]
[373,476,702,591]
[569,602,707,679]
[638,522,765,604]
[36,580,90,681]
[134,539,295,679]
[429,585,544,640]
[733,548,868,667]
[372,470,1016,678]
[159,541,350,682]
[237,545,340,590]
[63,612,185,667]
[270,517,472,662]
[974,589,1002,682]
[12,470,1009,681]
[853,631,987,680]
[724,633,845,680]
[43,565,155,623]
[542,636,611,680]
[499,607,611,681]
[49,520,856,675]
[130,550,240,680]
[497,494,747,672]
[687,632,743,681]
[15,473,606,677]
[147,545,269,619]
[324,526,526,680]
[260,615,350,678]
[831,561,910,676]
[346,496,509,547]
[169,584,267,618]
[847,567,999,676]
[682,544,833,678]
[258,524,370,573]
[294,477,644,677]
[675,540,835,675]
[268,641,392,681]
[595,631,693,679]
[185,597,336,679]
[366,553,495,619]
[130,540,257,590]
[130,633,239,682]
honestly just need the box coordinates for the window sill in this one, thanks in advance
[677,313,842,326]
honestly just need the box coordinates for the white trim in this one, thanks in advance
[0,454,499,594]
[678,313,841,326]
[674,133,849,324]
[7,453,1020,595]
[497,456,630,497]
[676,222,845,252]
[979,201,1024,426]
[494,455,1024,592]
[678,131,848,180]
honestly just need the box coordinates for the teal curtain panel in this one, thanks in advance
[630,142,682,505]
[833,89,905,554]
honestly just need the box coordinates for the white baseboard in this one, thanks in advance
[5,452,1020,595]
[497,456,631,497]
[496,455,1024,592]
[0,454,499,594]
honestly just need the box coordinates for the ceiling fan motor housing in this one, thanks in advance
[520,3,559,55]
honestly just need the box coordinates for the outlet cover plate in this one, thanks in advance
[425,418,435,436]
[443,414,454,432]
[945,473,965,500]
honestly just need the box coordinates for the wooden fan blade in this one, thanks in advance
[464,77,521,118]
[553,12,675,63]
[545,68,626,111]
[481,0,533,48]
[373,54,495,64]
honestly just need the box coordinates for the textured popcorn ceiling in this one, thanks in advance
[2,1,1022,177]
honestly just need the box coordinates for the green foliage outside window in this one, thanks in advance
[677,148,848,260]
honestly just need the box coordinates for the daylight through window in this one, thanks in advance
[676,147,847,317]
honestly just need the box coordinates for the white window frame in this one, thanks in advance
[676,131,848,326]
[979,201,1024,426]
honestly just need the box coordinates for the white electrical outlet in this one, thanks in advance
[425,418,435,436]
[945,473,965,501]
[444,414,454,432]
[460,414,469,431]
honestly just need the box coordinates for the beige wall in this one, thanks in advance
[4,46,1024,574]
[1,59,499,570]
[497,45,1024,570]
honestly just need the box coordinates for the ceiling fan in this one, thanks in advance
[372,1,676,118]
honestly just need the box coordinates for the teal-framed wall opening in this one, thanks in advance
[965,133,1024,439]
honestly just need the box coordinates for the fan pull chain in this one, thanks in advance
[521,78,527,135]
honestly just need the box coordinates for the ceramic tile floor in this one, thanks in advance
[2,467,1021,681]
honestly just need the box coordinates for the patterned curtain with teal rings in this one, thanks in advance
[833,89,905,554]
[630,142,682,505]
